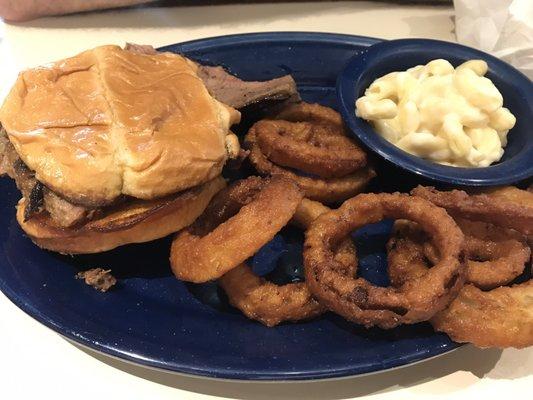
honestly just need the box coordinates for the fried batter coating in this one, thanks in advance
[245,102,375,203]
[273,102,344,131]
[290,198,330,229]
[461,237,529,289]
[412,186,533,235]
[431,281,533,349]
[255,120,366,178]
[220,264,325,326]
[481,186,533,208]
[387,221,442,286]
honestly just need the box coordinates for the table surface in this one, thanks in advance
[0,2,531,399]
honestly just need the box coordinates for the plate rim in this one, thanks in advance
[0,31,460,381]
[158,31,382,52]
[0,277,460,381]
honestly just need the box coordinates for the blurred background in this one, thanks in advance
[0,1,453,22]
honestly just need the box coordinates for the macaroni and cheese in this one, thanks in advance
[355,59,516,167]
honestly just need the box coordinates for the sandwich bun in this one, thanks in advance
[16,176,226,254]
[0,46,240,207]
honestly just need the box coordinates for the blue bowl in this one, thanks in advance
[337,39,533,186]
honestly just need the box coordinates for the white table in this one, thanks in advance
[0,2,531,399]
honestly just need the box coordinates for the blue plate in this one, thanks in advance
[0,32,459,381]
[337,38,533,186]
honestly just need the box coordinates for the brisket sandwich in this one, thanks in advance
[0,44,298,254]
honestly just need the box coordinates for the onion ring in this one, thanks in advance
[479,185,533,208]
[255,120,367,178]
[219,264,325,326]
[386,220,438,287]
[452,217,526,242]
[388,219,530,290]
[273,102,344,131]
[430,280,533,349]
[304,193,465,329]
[170,176,303,283]
[460,236,529,290]
[219,198,358,326]
[246,126,375,203]
[412,186,533,235]
[291,198,331,229]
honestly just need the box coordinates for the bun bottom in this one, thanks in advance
[16,176,226,254]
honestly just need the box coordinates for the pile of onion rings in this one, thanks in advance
[245,103,376,203]
[165,99,531,349]
[219,199,358,327]
[389,218,530,290]
[388,186,533,348]
[172,175,359,326]
[168,171,531,348]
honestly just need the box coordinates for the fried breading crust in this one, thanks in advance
[412,186,533,235]
[431,281,533,349]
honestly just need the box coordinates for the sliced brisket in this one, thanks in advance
[1,137,44,220]
[0,130,10,176]
[124,43,300,109]
[1,134,95,227]
[43,189,97,228]
[124,43,158,55]
[197,65,299,109]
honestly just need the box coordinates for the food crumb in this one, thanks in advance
[76,268,116,292]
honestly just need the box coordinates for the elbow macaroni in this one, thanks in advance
[355,59,516,167]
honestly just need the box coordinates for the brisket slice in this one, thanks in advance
[0,133,95,227]
[43,189,97,228]
[196,66,299,109]
[124,43,158,55]
[0,134,43,219]
[124,43,300,109]
[0,130,8,176]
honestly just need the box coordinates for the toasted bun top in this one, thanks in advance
[0,45,240,206]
